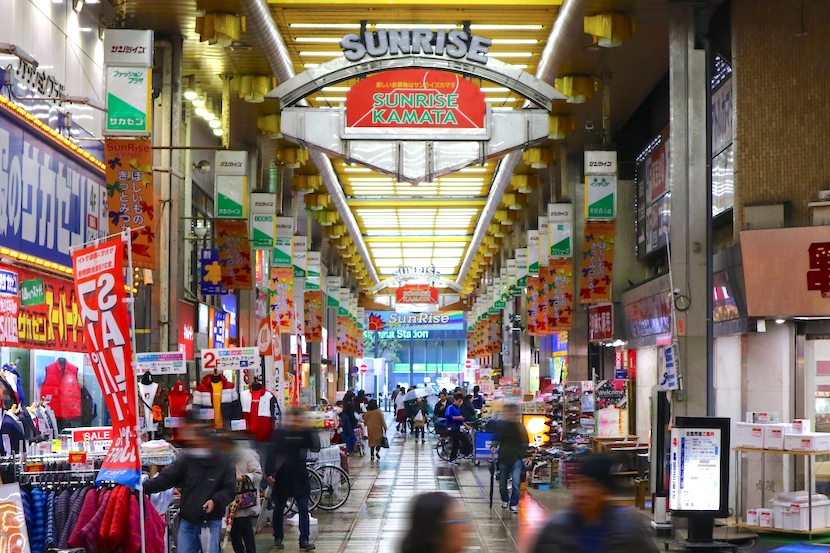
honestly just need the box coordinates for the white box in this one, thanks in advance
[773,500,830,531]
[746,509,759,526]
[792,419,812,434]
[735,422,766,448]
[784,432,830,452]
[763,424,793,449]
[746,412,780,423]
[758,508,774,528]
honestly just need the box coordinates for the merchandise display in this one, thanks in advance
[192,373,243,430]
[39,358,82,429]
[240,381,278,442]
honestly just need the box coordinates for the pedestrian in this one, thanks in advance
[491,403,529,513]
[471,386,485,410]
[391,386,400,407]
[530,454,659,553]
[395,386,407,433]
[341,391,358,455]
[412,396,428,443]
[355,390,368,414]
[363,399,387,460]
[143,421,237,553]
[400,492,470,553]
[231,441,264,553]
[460,395,477,421]
[444,393,471,465]
[265,407,321,551]
[433,392,449,419]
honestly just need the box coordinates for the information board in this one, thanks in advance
[135,351,186,375]
[200,347,261,371]
[669,417,730,517]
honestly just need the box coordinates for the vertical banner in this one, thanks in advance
[526,275,540,336]
[304,290,323,342]
[200,248,224,295]
[274,217,294,266]
[547,259,574,330]
[268,299,286,407]
[269,267,294,334]
[507,259,518,296]
[516,248,528,288]
[538,216,549,267]
[293,235,308,277]
[528,231,539,276]
[547,203,573,257]
[104,30,153,136]
[579,221,616,304]
[250,193,277,249]
[537,264,551,335]
[305,251,321,290]
[214,151,248,218]
[215,220,253,290]
[71,238,140,489]
[256,289,272,356]
[660,343,680,390]
[585,175,617,219]
[105,139,155,269]
[326,276,341,308]
[0,269,18,345]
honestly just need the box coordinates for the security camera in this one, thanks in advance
[585,120,595,131]
[673,288,681,296]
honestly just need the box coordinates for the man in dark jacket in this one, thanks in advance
[433,391,449,418]
[491,403,529,512]
[460,394,477,421]
[143,423,236,553]
[530,454,659,553]
[265,407,321,551]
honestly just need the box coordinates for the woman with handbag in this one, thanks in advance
[412,397,429,443]
[363,399,387,460]
[231,442,264,553]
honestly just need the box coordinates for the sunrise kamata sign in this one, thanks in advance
[344,69,488,140]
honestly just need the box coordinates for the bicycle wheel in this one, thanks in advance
[316,465,351,510]
[282,497,296,516]
[307,468,323,511]
[426,419,435,435]
[436,436,452,461]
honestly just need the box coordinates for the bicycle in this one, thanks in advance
[436,420,483,462]
[283,462,351,514]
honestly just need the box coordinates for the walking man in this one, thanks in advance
[491,403,529,512]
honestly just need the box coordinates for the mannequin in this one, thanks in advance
[40,357,81,430]
[240,379,277,442]
[192,373,242,430]
[167,381,190,443]
[137,371,160,436]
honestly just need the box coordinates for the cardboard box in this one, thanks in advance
[758,508,774,528]
[764,424,793,449]
[735,422,765,448]
[792,419,812,434]
[746,412,780,423]
[784,432,830,452]
[746,509,759,526]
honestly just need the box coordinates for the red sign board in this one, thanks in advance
[588,304,614,341]
[178,301,195,361]
[395,284,439,304]
[71,426,112,445]
[345,69,487,138]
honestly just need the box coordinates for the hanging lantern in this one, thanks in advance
[554,76,597,104]
[522,149,556,169]
[584,13,636,48]
[195,13,247,46]
[549,115,577,140]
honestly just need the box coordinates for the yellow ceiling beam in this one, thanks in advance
[348,198,487,208]
[270,0,561,4]
[364,236,473,243]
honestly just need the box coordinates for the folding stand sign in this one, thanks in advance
[667,416,736,552]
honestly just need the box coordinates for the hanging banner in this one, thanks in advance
[585,174,617,219]
[178,300,195,360]
[270,267,294,334]
[215,220,253,290]
[105,139,155,269]
[293,235,308,277]
[200,248,224,295]
[507,260,518,296]
[547,258,574,330]
[326,276,341,308]
[516,248,528,288]
[537,264,550,335]
[579,221,616,304]
[214,151,248,219]
[71,237,140,489]
[660,343,680,391]
[256,289,272,356]
[274,218,294,266]
[528,231,539,276]
[251,215,275,249]
[527,275,541,336]
[538,216,549,266]
[588,303,614,342]
[305,251,321,290]
[304,290,323,342]
[339,288,350,317]
[547,203,573,258]
[105,67,152,135]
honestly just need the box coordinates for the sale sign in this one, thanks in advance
[0,268,18,346]
[344,69,487,138]
[395,284,439,304]
[105,138,155,269]
[71,237,141,489]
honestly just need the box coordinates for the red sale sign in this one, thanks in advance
[345,69,487,138]
[72,237,141,489]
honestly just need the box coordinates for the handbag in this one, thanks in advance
[236,476,259,509]
[380,435,390,449]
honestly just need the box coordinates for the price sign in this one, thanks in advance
[68,451,88,465]
[200,347,262,371]
[25,462,44,473]
[136,351,186,375]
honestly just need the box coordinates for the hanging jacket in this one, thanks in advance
[240,388,276,442]
[192,375,242,430]
[0,413,25,455]
[54,487,72,541]
[30,488,46,553]
[59,486,91,548]
[99,485,131,552]
[75,488,112,553]
[69,488,98,548]
[167,381,190,442]
[45,491,56,550]
[40,360,82,419]
[123,495,165,553]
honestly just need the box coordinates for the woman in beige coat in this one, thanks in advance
[231,443,264,553]
[363,399,387,460]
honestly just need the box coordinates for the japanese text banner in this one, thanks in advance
[71,237,141,489]
[580,222,615,304]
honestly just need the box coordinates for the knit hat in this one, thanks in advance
[576,454,624,493]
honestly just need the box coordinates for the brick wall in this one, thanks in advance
[732,0,830,239]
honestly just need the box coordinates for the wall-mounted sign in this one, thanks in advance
[273,218,293,267]
[104,30,154,67]
[341,29,493,65]
[214,151,248,218]
[18,278,44,307]
[588,304,614,342]
[344,69,487,139]
[136,351,186,375]
[395,284,439,304]
[250,192,277,249]
[393,266,442,280]
[547,204,573,258]
[367,310,465,331]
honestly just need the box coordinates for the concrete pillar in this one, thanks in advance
[668,4,709,417]
[567,153,589,382]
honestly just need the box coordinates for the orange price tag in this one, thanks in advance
[25,462,44,473]
[68,452,87,465]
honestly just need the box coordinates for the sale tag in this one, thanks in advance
[51,439,63,453]
[230,419,247,432]
[25,462,44,473]
[68,451,88,465]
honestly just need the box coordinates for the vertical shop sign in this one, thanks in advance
[200,248,224,295]
[579,222,616,304]
[536,266,550,335]
[547,259,574,330]
[214,151,248,218]
[71,237,141,489]
[547,204,573,257]
[270,267,294,334]
[585,175,617,219]
[527,231,539,276]
[105,139,155,269]
[588,304,614,341]
[178,301,195,360]
[293,235,308,277]
[305,251,321,290]
[526,275,540,336]
[538,216,549,266]
[256,289,272,356]
[104,30,153,136]
[273,217,294,266]
[215,219,253,290]
[660,343,680,391]
[507,259,518,296]
[250,193,277,249]
[516,248,528,287]
[0,269,18,345]
[304,290,323,342]
[326,276,341,308]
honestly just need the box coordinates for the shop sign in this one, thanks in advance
[584,150,618,175]
[250,193,276,250]
[221,294,237,339]
[338,288,350,317]
[270,267,294,334]
[538,216,549,265]
[0,106,106,268]
[516,248,528,287]
[527,231,539,275]
[395,284,439,304]
[305,251,321,290]
[19,278,44,307]
[71,237,141,489]
[551,331,568,357]
[304,290,323,342]
[326,276,341,308]
[623,291,672,340]
[660,343,680,390]
[135,351,186,375]
[210,308,227,349]
[580,221,615,304]
[215,219,253,290]
[200,347,261,371]
[585,175,616,219]
[273,218,294,267]
[105,67,152,135]
[341,29,493,65]
[393,266,442,280]
[105,138,155,268]
[588,304,614,341]
[104,30,154,67]
[200,248,224,295]
[547,204,573,258]
[344,69,487,139]
[14,59,66,99]
[178,301,195,360]
[644,141,668,205]
[293,235,307,278]
[0,269,17,344]
[214,151,248,218]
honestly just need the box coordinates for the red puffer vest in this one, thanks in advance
[40,360,82,419]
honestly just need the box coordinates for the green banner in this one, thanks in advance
[105,67,151,134]
[273,236,293,266]
[549,223,572,257]
[586,175,616,219]
[19,278,45,307]
[251,214,275,249]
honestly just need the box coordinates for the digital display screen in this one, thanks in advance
[670,427,723,512]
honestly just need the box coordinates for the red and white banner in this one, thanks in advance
[395,284,439,305]
[72,237,141,489]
